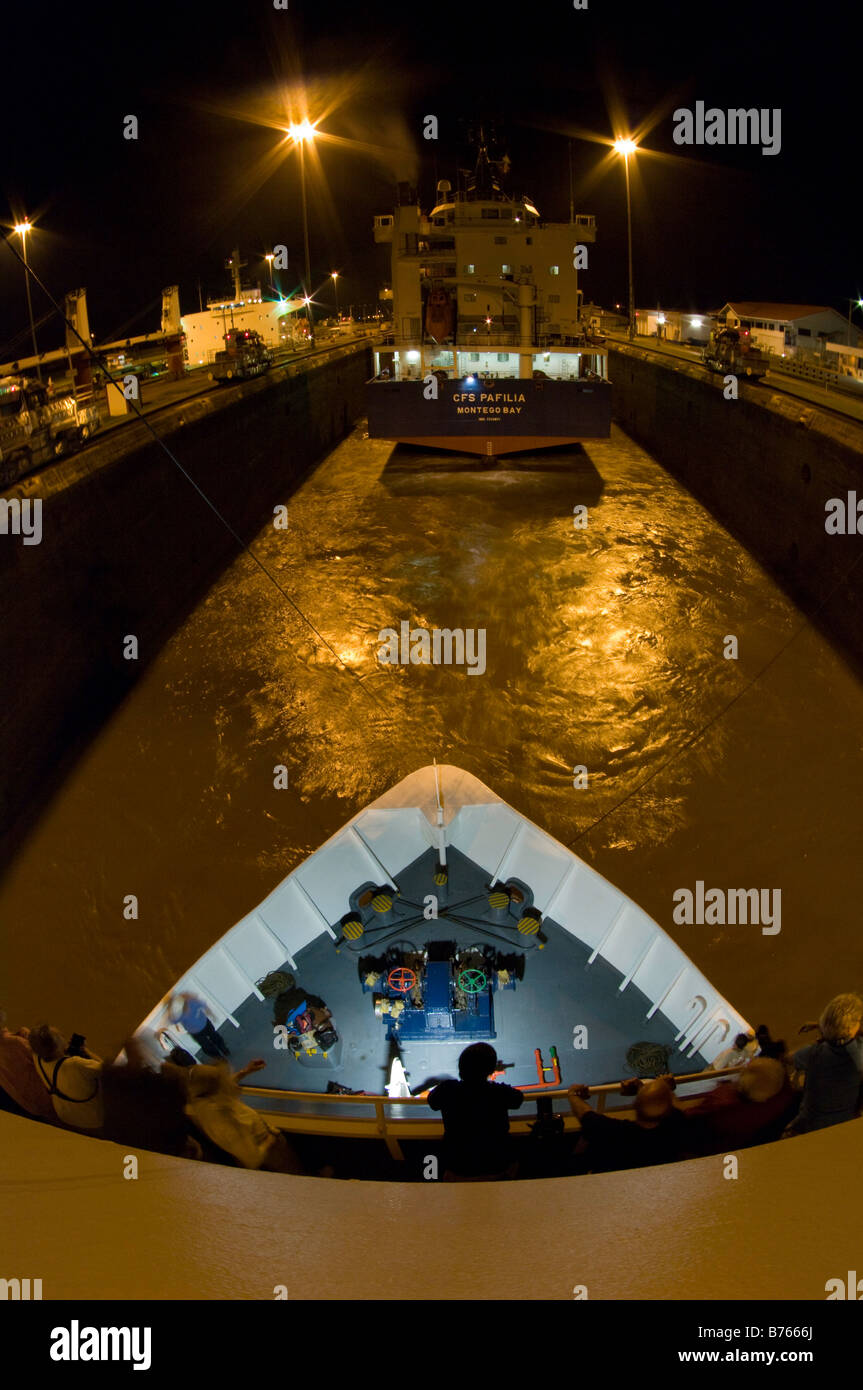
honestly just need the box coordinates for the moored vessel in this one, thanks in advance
[368,135,612,457]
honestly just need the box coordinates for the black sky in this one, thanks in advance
[0,0,858,354]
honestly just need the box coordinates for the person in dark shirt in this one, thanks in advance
[101,1035,197,1158]
[428,1043,524,1179]
[790,994,863,1133]
[568,1077,692,1173]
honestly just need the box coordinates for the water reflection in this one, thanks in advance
[1,424,861,1054]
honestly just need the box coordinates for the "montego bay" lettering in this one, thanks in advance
[453,390,526,416]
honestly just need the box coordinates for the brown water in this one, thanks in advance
[2,423,862,1056]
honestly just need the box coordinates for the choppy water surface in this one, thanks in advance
[2,423,862,1053]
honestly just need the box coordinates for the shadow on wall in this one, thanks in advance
[0,349,372,873]
[608,346,863,679]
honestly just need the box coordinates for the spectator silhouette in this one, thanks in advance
[568,1077,692,1173]
[789,994,863,1133]
[688,1058,797,1154]
[428,1043,524,1180]
[29,1024,104,1132]
[0,1012,55,1120]
[101,1036,197,1157]
[168,992,231,1060]
[184,1060,303,1173]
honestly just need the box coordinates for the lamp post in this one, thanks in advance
[14,220,41,380]
[613,139,637,341]
[288,119,317,347]
[331,271,340,321]
[847,297,863,348]
[265,253,276,295]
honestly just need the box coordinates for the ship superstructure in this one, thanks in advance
[368,137,611,456]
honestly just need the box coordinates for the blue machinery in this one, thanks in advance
[360,942,522,1042]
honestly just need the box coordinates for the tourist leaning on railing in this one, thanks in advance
[785,994,863,1135]
[0,1012,55,1121]
[687,1059,797,1155]
[567,1076,694,1174]
[29,1024,104,1133]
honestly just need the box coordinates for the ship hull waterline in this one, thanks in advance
[367,377,613,457]
[377,433,590,457]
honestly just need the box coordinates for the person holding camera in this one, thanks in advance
[29,1024,104,1132]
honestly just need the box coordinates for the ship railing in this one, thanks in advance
[457,333,522,348]
[367,369,604,385]
[240,1064,745,1161]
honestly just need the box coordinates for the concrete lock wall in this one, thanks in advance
[608,345,863,669]
[0,347,371,864]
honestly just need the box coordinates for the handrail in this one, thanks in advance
[241,1063,743,1107]
[240,1064,745,1160]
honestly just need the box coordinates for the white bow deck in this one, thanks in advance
[135,766,749,1080]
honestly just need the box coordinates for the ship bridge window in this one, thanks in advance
[481,208,501,218]
[432,217,445,226]
[497,353,510,362]
[499,209,512,219]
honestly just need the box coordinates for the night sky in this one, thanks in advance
[1,0,857,356]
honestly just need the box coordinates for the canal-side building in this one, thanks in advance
[718,302,859,357]
[635,308,711,343]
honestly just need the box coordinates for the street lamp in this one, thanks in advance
[613,139,638,341]
[14,219,41,380]
[331,271,340,321]
[265,253,276,294]
[847,297,863,347]
[287,119,318,346]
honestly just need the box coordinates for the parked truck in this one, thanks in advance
[0,377,100,489]
[208,328,272,384]
[703,325,768,381]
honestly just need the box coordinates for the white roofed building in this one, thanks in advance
[717,302,860,358]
